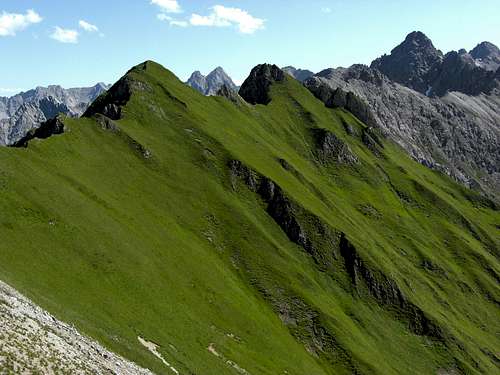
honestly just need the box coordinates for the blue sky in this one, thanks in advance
[1,0,500,95]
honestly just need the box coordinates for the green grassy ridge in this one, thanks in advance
[0,60,498,374]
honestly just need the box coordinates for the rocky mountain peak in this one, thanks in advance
[470,41,500,71]
[186,67,236,96]
[371,31,443,93]
[403,31,435,47]
[238,64,285,105]
[470,41,500,59]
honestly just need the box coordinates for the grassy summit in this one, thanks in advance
[0,61,498,374]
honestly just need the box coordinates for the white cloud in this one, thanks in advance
[157,14,188,27]
[190,5,264,34]
[50,26,79,44]
[0,9,42,36]
[79,20,98,32]
[151,0,181,13]
[321,7,332,13]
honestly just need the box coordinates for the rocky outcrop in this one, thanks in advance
[12,116,65,147]
[84,77,136,120]
[305,75,378,128]
[0,83,108,146]
[229,160,339,270]
[0,279,152,374]
[238,64,285,105]
[282,66,314,82]
[312,128,359,164]
[216,84,244,105]
[186,67,237,96]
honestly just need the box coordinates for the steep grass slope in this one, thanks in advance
[0,61,498,374]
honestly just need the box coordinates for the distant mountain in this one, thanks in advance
[0,83,109,145]
[305,32,500,196]
[186,67,237,95]
[371,31,444,93]
[282,66,314,82]
[371,31,500,96]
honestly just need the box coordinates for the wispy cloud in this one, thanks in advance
[157,14,188,27]
[190,5,265,34]
[0,9,42,36]
[79,20,98,32]
[151,0,181,13]
[50,26,79,44]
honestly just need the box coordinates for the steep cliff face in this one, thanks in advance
[0,83,108,146]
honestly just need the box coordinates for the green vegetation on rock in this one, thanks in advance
[0,61,498,374]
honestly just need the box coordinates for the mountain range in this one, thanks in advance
[0,83,109,146]
[0,31,499,374]
[305,32,500,196]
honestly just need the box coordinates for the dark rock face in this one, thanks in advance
[239,64,285,105]
[0,83,108,146]
[371,31,443,93]
[282,66,314,82]
[186,67,237,96]
[12,116,65,147]
[229,160,338,269]
[84,77,136,120]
